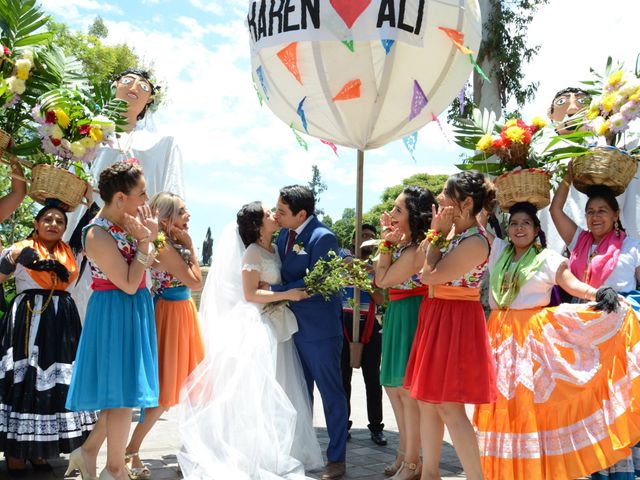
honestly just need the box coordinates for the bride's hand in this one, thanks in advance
[287,288,309,302]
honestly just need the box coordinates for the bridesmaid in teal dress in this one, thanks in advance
[65,162,160,480]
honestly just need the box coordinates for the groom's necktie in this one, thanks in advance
[286,231,297,255]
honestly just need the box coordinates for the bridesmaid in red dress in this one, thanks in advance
[404,171,497,480]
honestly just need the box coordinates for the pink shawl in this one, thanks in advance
[569,229,625,287]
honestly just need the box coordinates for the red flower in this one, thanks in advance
[78,124,91,135]
[492,137,505,149]
[51,137,61,146]
[3,46,10,56]
[45,111,57,124]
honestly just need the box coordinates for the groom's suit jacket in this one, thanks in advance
[272,216,343,342]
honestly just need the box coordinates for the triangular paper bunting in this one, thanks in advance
[330,0,371,29]
[333,79,361,102]
[253,80,263,106]
[277,42,303,84]
[403,132,418,162]
[410,80,428,120]
[381,39,395,55]
[256,65,269,100]
[320,139,338,156]
[469,54,491,83]
[297,97,308,133]
[290,123,308,151]
[342,40,354,52]
[431,113,450,143]
[438,26,473,55]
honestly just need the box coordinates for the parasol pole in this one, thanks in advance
[351,149,364,354]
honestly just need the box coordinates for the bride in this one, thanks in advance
[178,201,323,479]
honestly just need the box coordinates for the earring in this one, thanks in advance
[615,220,621,237]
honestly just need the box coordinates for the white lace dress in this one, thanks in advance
[178,243,322,480]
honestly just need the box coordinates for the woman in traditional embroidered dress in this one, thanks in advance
[374,186,437,480]
[123,192,205,479]
[551,168,640,480]
[403,171,497,480]
[0,202,96,476]
[65,162,160,480]
[475,201,640,480]
[178,202,322,479]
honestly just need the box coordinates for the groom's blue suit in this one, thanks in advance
[272,216,348,462]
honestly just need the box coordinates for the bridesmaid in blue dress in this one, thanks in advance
[64,161,160,480]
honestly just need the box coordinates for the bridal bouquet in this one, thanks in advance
[304,251,373,301]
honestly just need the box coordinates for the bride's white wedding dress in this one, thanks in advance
[178,225,322,480]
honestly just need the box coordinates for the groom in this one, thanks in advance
[272,185,348,480]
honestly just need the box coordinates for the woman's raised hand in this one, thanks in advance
[380,212,403,244]
[169,226,194,249]
[124,206,159,242]
[431,204,454,234]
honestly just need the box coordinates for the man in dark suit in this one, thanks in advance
[272,185,348,480]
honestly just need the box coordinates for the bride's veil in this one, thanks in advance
[177,223,308,479]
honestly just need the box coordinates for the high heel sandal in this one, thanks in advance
[390,461,422,480]
[384,450,404,476]
[124,452,151,480]
[65,447,97,480]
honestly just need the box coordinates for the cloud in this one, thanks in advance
[40,0,122,24]
[189,0,224,15]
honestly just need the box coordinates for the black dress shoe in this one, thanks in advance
[371,431,388,446]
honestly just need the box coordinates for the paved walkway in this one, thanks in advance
[11,374,467,479]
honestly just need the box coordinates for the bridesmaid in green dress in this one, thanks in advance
[375,186,436,480]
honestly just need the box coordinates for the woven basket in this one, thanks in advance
[29,164,87,210]
[494,169,551,211]
[572,147,637,195]
[0,128,11,158]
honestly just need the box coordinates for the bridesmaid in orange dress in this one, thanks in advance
[124,192,204,479]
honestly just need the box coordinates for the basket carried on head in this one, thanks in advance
[0,128,11,158]
[572,147,637,196]
[494,168,551,211]
[29,164,88,211]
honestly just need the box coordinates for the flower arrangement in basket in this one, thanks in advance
[27,86,127,209]
[453,108,558,211]
[569,56,640,194]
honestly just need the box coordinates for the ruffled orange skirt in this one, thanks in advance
[155,297,205,407]
[474,304,640,480]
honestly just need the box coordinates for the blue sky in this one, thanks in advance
[39,0,638,250]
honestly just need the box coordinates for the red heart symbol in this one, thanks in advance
[330,0,372,29]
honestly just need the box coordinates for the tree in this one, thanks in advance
[364,173,449,227]
[331,208,355,248]
[450,0,549,119]
[49,18,141,86]
[87,16,107,39]
[307,164,327,216]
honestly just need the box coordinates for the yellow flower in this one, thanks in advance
[586,108,600,120]
[6,76,25,94]
[504,119,518,128]
[601,92,618,113]
[16,66,29,80]
[53,108,70,129]
[69,141,86,158]
[531,116,547,129]
[89,126,103,143]
[475,134,493,151]
[597,120,610,136]
[629,90,640,103]
[80,137,96,150]
[504,125,527,143]
[608,70,624,87]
